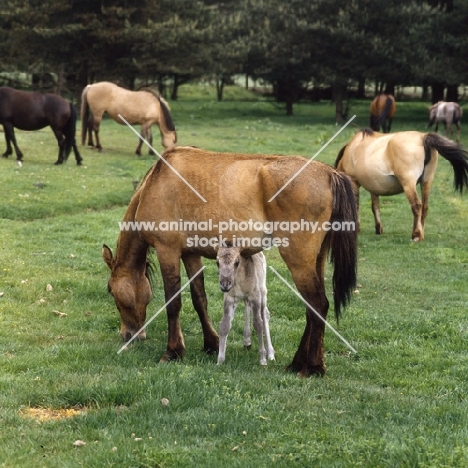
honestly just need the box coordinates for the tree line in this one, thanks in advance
[0,0,466,119]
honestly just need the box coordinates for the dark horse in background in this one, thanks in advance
[0,87,82,165]
[369,94,396,133]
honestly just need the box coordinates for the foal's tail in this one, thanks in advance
[63,103,78,160]
[80,86,90,146]
[423,133,468,193]
[329,171,358,321]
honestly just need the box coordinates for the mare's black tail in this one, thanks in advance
[423,133,468,193]
[329,171,358,321]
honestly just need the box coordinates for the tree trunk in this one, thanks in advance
[333,80,348,123]
[431,83,445,103]
[216,75,225,101]
[446,84,458,102]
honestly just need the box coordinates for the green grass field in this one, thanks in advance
[0,86,467,467]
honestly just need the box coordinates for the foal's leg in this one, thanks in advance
[371,193,383,234]
[243,299,252,349]
[262,304,275,361]
[250,298,267,365]
[217,295,238,364]
[183,255,219,354]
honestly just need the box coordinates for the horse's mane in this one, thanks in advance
[334,145,347,168]
[334,128,374,168]
[139,87,176,131]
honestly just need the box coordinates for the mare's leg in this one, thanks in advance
[371,193,383,234]
[90,114,103,152]
[279,242,329,377]
[250,298,267,365]
[135,125,146,156]
[157,250,185,361]
[419,158,437,235]
[147,127,155,155]
[456,122,461,144]
[182,254,219,354]
[262,305,275,361]
[72,144,83,165]
[402,183,423,241]
[2,123,23,160]
[217,295,237,364]
[52,129,66,165]
[387,117,393,133]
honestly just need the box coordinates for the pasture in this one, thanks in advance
[0,86,467,467]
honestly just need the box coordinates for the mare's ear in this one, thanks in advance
[102,244,114,269]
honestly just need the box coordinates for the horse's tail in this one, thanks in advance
[376,96,394,127]
[423,132,468,193]
[63,103,77,160]
[329,171,358,321]
[80,86,90,145]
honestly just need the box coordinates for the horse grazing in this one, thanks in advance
[369,94,396,133]
[0,87,82,165]
[216,246,275,366]
[81,82,177,154]
[335,129,468,241]
[102,146,358,377]
[428,101,463,143]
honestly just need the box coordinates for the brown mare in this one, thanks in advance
[81,81,177,154]
[335,129,468,241]
[428,101,463,143]
[0,86,82,165]
[103,146,358,377]
[369,94,396,133]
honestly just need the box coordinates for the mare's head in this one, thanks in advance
[216,245,242,292]
[102,244,153,341]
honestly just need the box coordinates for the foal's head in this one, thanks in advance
[216,246,242,292]
[102,245,152,341]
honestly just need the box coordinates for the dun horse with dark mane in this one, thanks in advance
[81,81,177,154]
[335,129,468,241]
[0,86,82,165]
[103,147,358,377]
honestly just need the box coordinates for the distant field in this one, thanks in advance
[0,86,467,467]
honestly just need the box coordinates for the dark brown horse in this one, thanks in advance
[370,94,396,133]
[103,146,358,377]
[0,87,82,165]
[81,81,177,155]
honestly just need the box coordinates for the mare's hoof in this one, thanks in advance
[287,363,325,378]
[76,160,83,166]
[160,350,184,363]
[54,160,63,165]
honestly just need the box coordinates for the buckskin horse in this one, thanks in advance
[428,101,463,144]
[369,94,396,133]
[102,146,358,377]
[81,81,177,154]
[0,86,82,165]
[335,129,468,241]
